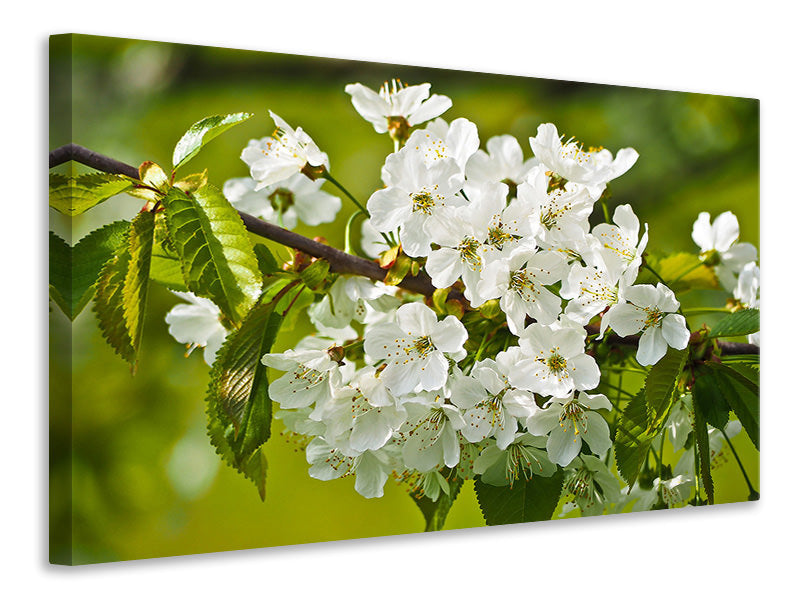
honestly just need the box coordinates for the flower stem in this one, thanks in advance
[720,428,759,500]
[323,171,393,246]
[643,262,669,286]
[600,197,612,224]
[669,260,704,286]
[344,211,366,256]
[597,379,635,399]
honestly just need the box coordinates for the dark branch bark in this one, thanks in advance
[49,144,759,357]
[50,144,437,296]
[50,143,140,179]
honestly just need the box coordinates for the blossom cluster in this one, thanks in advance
[163,80,759,514]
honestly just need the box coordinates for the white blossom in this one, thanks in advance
[604,283,690,366]
[478,249,567,334]
[262,337,343,418]
[562,455,623,516]
[526,391,613,467]
[363,303,467,396]
[529,122,638,200]
[592,203,648,285]
[165,292,227,366]
[510,322,601,397]
[691,211,758,291]
[305,437,395,498]
[345,80,452,135]
[409,117,480,174]
[223,173,340,229]
[465,134,539,188]
[366,150,465,257]
[450,350,539,449]
[240,111,328,189]
[399,393,466,472]
[517,166,595,245]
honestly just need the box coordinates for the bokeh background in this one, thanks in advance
[49,34,759,564]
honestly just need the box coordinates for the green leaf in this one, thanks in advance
[411,478,463,532]
[692,392,715,504]
[172,112,253,170]
[122,212,157,356]
[48,232,71,317]
[49,172,134,216]
[299,259,330,289]
[92,213,156,365]
[641,252,718,292]
[709,308,760,338]
[613,390,652,487]
[645,346,688,418]
[50,222,132,320]
[149,252,188,291]
[691,365,730,430]
[703,362,759,450]
[253,243,279,277]
[162,184,262,325]
[475,470,565,525]
[206,301,283,499]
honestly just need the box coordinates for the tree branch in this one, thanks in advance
[50,144,437,296]
[49,144,759,357]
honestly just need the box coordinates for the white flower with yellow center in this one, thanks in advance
[450,350,540,449]
[560,256,625,327]
[399,393,466,472]
[478,250,567,334]
[320,369,407,453]
[261,337,344,419]
[305,436,396,499]
[165,292,228,366]
[603,283,690,366]
[424,182,509,305]
[517,166,595,245]
[344,80,452,138]
[510,322,600,397]
[526,391,613,467]
[240,111,328,189]
[692,211,758,291]
[468,180,539,263]
[529,122,639,200]
[592,203,648,285]
[223,172,341,230]
[409,117,480,174]
[366,150,465,257]
[363,303,468,396]
[473,433,556,487]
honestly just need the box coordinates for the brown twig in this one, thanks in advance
[49,144,759,357]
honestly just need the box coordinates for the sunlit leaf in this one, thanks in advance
[162,184,262,325]
[49,172,134,216]
[709,308,760,338]
[172,112,253,170]
[206,301,283,500]
[92,212,155,365]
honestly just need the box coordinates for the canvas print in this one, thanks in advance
[49,34,760,565]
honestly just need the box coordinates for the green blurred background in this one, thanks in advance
[49,34,759,564]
